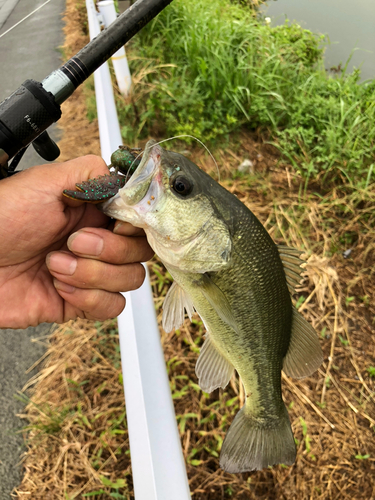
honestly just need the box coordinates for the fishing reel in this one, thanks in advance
[0,0,172,180]
[0,79,61,178]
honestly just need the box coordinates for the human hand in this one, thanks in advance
[0,156,154,329]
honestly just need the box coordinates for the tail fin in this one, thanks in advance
[220,404,296,473]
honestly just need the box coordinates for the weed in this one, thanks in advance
[117,0,375,184]
[295,295,305,309]
[16,393,72,437]
[359,295,370,306]
[345,296,355,306]
[300,417,315,460]
[177,412,199,433]
[84,76,97,122]
[338,335,349,346]
[83,475,128,498]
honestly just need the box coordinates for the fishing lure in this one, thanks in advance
[63,145,142,203]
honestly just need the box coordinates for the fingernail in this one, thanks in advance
[113,222,123,234]
[47,252,77,275]
[53,279,76,294]
[68,231,104,256]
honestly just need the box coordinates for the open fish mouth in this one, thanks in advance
[119,140,161,206]
[99,140,162,224]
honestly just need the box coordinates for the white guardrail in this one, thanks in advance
[86,1,191,498]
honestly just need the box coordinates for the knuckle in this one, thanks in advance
[83,154,107,166]
[84,289,101,310]
[82,290,126,321]
[92,293,125,321]
[76,259,104,288]
[89,260,106,286]
[119,237,134,260]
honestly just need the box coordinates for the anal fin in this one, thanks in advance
[283,307,323,379]
[195,334,234,393]
[162,281,195,333]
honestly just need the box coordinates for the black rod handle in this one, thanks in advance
[0,0,173,176]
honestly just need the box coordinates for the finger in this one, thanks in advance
[53,279,126,321]
[47,252,146,292]
[113,220,145,236]
[68,203,109,232]
[67,228,154,264]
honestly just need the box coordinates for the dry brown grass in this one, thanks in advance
[15,0,375,499]
[15,166,375,499]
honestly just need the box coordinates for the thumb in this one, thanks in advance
[0,155,109,200]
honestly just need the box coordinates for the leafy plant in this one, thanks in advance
[117,0,375,185]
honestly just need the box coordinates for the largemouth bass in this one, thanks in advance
[100,140,323,473]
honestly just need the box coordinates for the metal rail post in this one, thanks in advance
[97,0,132,96]
[86,1,191,498]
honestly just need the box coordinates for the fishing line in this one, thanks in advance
[126,135,220,183]
[0,0,52,40]
[155,135,220,182]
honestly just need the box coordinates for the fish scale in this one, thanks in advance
[198,197,291,416]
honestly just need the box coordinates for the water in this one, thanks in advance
[261,0,375,81]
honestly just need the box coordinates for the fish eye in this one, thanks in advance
[171,176,192,196]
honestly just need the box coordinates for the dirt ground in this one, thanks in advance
[15,1,375,499]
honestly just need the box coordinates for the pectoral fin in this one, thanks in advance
[162,281,195,332]
[283,307,323,379]
[200,274,239,333]
[196,334,234,393]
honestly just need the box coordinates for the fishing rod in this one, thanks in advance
[0,0,173,179]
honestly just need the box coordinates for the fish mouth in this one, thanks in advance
[119,140,162,206]
[99,140,162,225]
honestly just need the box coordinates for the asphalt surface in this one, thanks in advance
[0,0,65,497]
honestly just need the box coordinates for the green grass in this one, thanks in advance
[118,0,375,186]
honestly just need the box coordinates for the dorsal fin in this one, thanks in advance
[277,245,305,295]
[283,307,323,379]
[162,281,195,333]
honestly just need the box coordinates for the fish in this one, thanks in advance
[99,139,323,473]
